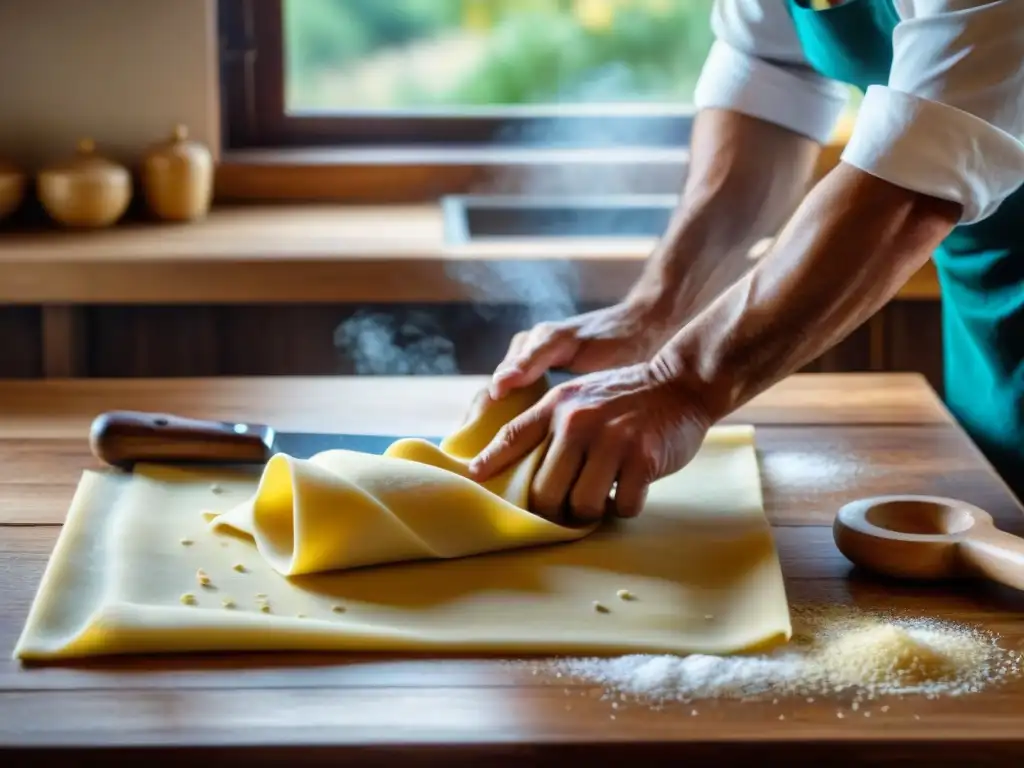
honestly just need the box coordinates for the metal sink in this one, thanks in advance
[442,194,678,244]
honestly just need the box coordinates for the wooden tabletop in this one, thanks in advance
[0,204,941,304]
[2,372,1023,765]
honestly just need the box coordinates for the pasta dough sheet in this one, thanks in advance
[203,378,598,576]
[15,425,791,661]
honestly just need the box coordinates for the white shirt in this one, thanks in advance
[693,0,1024,224]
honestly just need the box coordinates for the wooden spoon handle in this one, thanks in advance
[89,410,275,468]
[959,525,1024,592]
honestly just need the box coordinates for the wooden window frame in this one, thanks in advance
[218,0,696,151]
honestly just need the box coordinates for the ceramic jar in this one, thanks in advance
[141,124,213,222]
[0,158,26,222]
[37,138,132,228]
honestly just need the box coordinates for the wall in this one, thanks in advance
[0,0,219,170]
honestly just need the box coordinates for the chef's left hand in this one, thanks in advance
[467,362,711,523]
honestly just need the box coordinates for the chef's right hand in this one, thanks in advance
[487,298,675,402]
[460,297,676,427]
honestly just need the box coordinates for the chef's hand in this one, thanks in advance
[467,361,710,523]
[459,298,674,426]
[490,297,675,401]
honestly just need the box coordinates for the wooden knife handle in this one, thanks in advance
[89,411,275,468]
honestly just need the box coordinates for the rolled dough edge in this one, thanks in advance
[13,470,125,661]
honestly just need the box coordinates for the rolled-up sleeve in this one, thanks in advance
[841,1,1024,224]
[693,0,850,144]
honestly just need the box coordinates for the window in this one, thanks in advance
[219,0,715,149]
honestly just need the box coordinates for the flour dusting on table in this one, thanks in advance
[519,605,1021,705]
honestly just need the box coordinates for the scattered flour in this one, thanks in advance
[531,605,1021,705]
[563,651,806,702]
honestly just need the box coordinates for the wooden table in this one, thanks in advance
[2,373,1023,765]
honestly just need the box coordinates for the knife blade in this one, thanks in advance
[90,370,576,469]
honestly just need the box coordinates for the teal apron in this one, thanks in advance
[788,0,1024,499]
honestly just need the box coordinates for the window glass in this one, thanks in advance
[284,0,716,112]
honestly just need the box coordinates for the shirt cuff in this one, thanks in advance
[842,85,1024,224]
[693,39,849,144]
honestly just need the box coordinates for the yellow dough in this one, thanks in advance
[14,380,792,661]
[203,378,598,576]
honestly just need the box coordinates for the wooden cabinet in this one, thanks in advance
[0,307,42,377]
[800,300,945,396]
[0,299,946,396]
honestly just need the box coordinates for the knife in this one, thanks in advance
[87,410,439,469]
[89,370,576,469]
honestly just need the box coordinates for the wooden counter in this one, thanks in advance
[0,204,940,305]
[2,373,1023,764]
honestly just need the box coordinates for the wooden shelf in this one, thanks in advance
[0,204,940,305]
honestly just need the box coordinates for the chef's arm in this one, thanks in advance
[629,107,823,323]
[652,163,962,423]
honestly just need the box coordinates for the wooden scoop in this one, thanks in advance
[834,494,1024,591]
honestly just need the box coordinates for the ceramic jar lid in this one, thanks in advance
[41,138,130,184]
[145,124,210,166]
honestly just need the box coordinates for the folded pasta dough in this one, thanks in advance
[205,378,599,576]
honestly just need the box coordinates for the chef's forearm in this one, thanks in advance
[653,163,962,423]
[631,108,822,321]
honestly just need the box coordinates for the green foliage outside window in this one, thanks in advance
[284,0,716,110]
